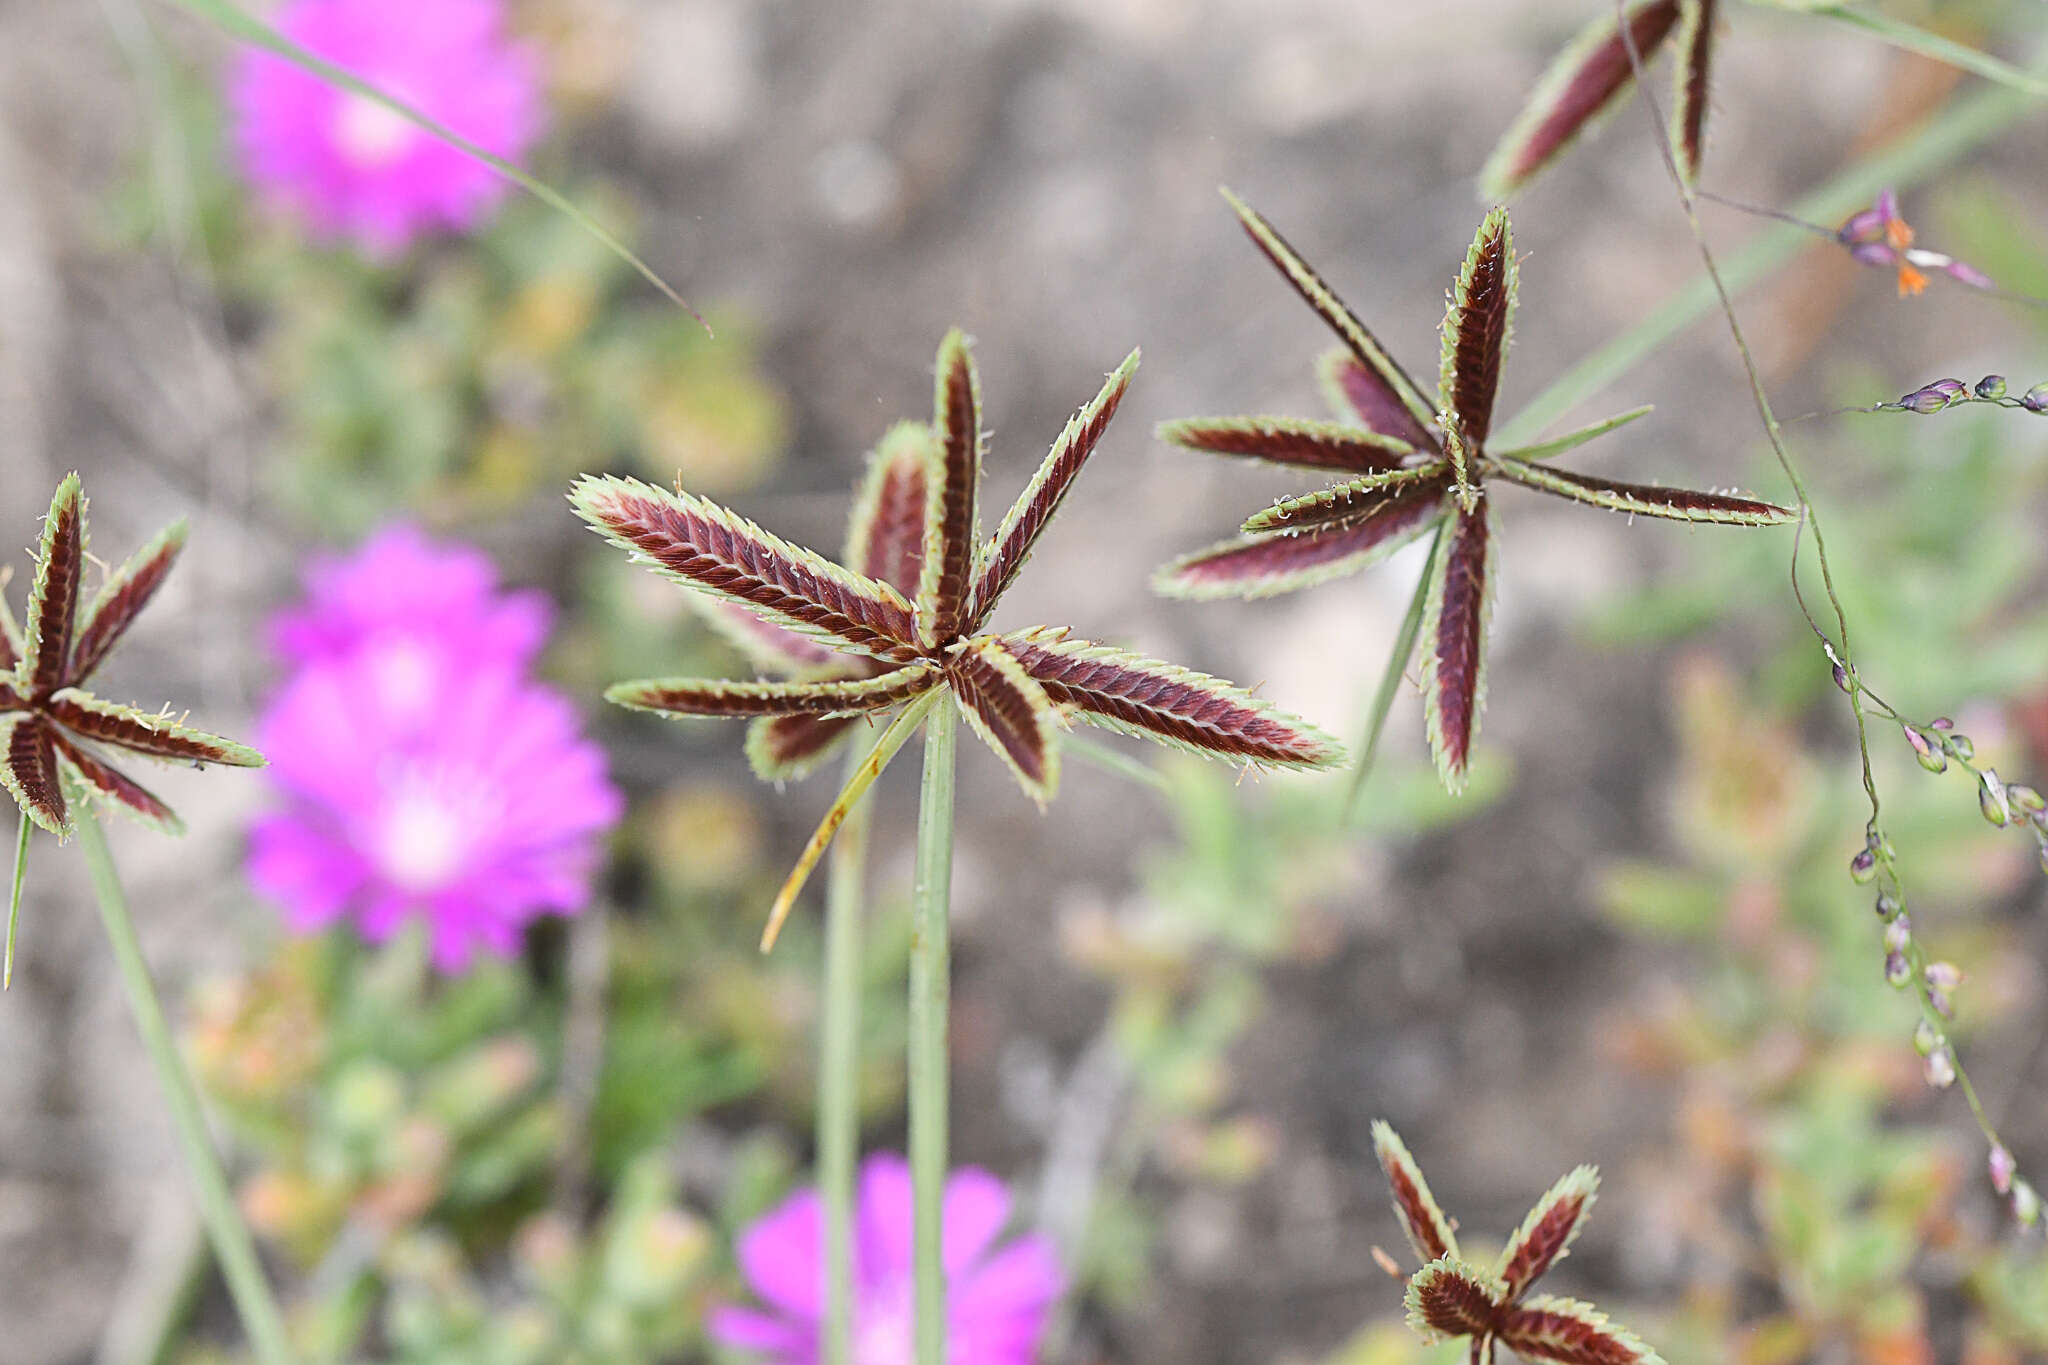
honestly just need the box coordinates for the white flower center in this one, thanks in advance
[375,777,481,893]
[853,1280,914,1365]
[332,93,418,169]
[364,638,437,720]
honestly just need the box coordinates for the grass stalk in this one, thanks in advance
[907,702,958,1365]
[74,807,299,1365]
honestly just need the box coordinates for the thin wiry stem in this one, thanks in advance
[909,702,958,1365]
[1612,1,2038,1167]
[819,729,883,1365]
[75,806,299,1365]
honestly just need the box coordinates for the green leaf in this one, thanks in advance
[1491,405,1653,463]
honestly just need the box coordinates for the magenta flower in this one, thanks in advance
[269,524,550,710]
[229,0,543,254]
[710,1155,1064,1365]
[249,529,616,971]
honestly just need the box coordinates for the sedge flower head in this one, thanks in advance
[230,0,543,254]
[709,1153,1064,1365]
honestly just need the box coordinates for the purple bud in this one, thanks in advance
[1832,661,1853,692]
[1976,375,2008,400]
[1991,1144,2017,1196]
[1874,890,1902,919]
[1946,733,1976,762]
[1925,961,1964,991]
[1903,725,1946,773]
[1981,769,2011,827]
[1875,188,1901,222]
[1850,848,1878,883]
[1900,387,1950,415]
[1886,950,1912,988]
[1886,916,1913,952]
[1838,206,1886,245]
[2024,384,2048,414]
[1913,1019,1939,1056]
[2008,784,2046,816]
[1852,241,1900,269]
[1924,1046,1956,1088]
[1930,988,1954,1020]
[1931,717,1955,731]
[1930,378,1968,399]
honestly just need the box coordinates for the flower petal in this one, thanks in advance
[737,1188,826,1320]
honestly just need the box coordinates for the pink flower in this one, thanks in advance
[229,0,543,253]
[710,1155,1064,1365]
[249,528,617,971]
[269,525,550,729]
[249,659,619,971]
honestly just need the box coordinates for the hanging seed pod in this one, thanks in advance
[1924,1046,1957,1088]
[1874,890,1902,919]
[1990,1145,2017,1197]
[2022,384,2048,414]
[2014,1180,2040,1228]
[1885,950,1912,988]
[1885,916,1913,952]
[1903,724,1946,773]
[1980,769,2011,827]
[1850,848,1879,883]
[1976,375,2008,400]
[1913,1019,1939,1057]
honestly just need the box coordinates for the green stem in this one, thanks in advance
[6,809,27,988]
[908,702,957,1365]
[1345,523,1444,819]
[819,731,882,1365]
[75,808,299,1365]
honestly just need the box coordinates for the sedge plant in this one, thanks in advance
[573,330,1342,1365]
[0,475,288,1364]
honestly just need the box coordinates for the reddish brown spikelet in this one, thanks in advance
[1422,506,1494,788]
[1244,470,1449,536]
[1157,415,1420,474]
[70,522,186,685]
[1405,1258,1505,1340]
[3,719,65,833]
[1005,628,1341,770]
[25,476,85,695]
[971,351,1138,626]
[1487,460,1792,524]
[1321,352,1442,452]
[1480,0,1684,198]
[924,330,983,644]
[947,639,1058,802]
[50,731,177,832]
[1673,0,1716,185]
[1446,213,1513,447]
[856,443,931,594]
[1497,1166,1598,1300]
[608,664,941,719]
[747,713,862,781]
[1223,190,1440,436]
[45,694,252,765]
[573,477,920,664]
[1372,1120,1461,1264]
[1497,1297,1662,1365]
[1157,489,1446,600]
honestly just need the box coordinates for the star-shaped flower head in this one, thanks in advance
[574,330,1344,947]
[1155,193,1792,790]
[1,474,263,839]
[1371,1122,1665,1365]
[1481,0,1716,200]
